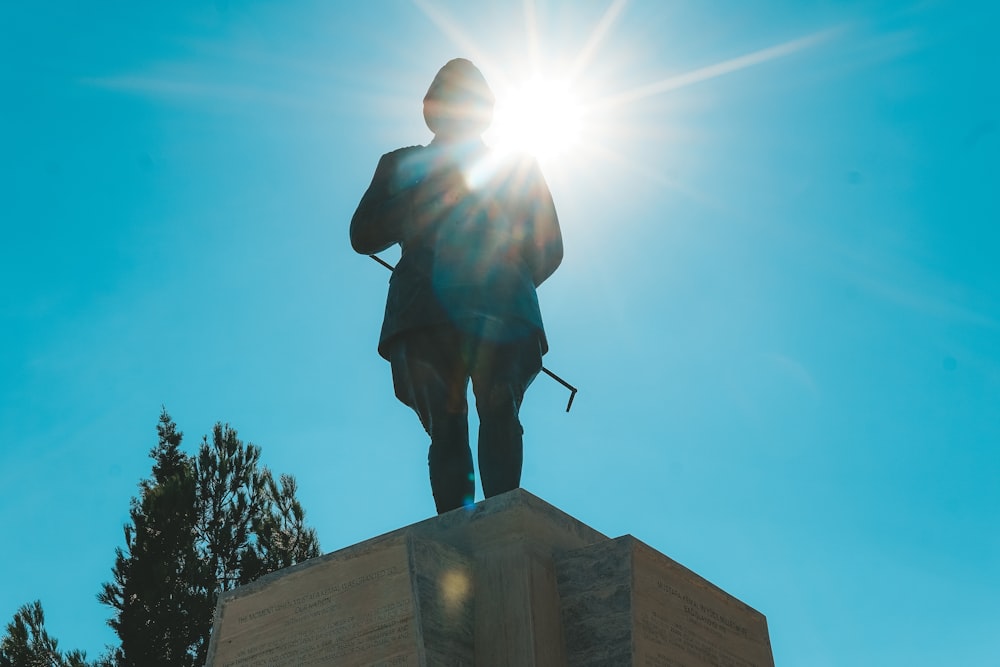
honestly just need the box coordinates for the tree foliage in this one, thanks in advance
[2,412,320,666]
[97,411,209,667]
[0,601,95,667]
[96,410,320,667]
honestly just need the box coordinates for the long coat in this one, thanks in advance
[351,139,563,360]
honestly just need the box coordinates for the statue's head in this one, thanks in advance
[423,58,494,140]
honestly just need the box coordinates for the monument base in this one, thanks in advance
[206,489,774,667]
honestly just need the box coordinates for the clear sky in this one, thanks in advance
[1,1,997,664]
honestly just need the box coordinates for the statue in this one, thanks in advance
[351,58,564,514]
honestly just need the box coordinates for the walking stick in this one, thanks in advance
[367,254,578,412]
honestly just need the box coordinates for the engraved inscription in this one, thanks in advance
[637,602,764,667]
[655,580,750,639]
[367,656,414,667]
[210,538,419,667]
[632,540,773,667]
[235,566,402,626]
[638,609,764,667]
[642,653,686,667]
[220,599,413,667]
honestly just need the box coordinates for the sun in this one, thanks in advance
[413,0,833,189]
[488,76,584,163]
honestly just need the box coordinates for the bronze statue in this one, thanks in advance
[351,59,563,514]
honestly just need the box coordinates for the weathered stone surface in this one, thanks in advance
[557,538,634,666]
[557,536,775,667]
[206,533,473,667]
[407,487,607,555]
[405,489,606,666]
[207,533,414,666]
[206,490,774,667]
[410,537,475,666]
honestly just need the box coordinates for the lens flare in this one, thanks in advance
[489,76,583,161]
[440,568,472,613]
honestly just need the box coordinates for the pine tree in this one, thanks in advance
[0,600,96,667]
[98,410,321,666]
[98,410,211,667]
[194,422,269,593]
[251,473,321,576]
[195,425,320,587]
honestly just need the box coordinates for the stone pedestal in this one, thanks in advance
[557,537,774,666]
[206,489,774,667]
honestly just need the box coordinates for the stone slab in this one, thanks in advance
[407,488,608,555]
[557,536,775,667]
[403,490,607,666]
[207,490,774,667]
[356,489,608,667]
[207,533,473,666]
[409,537,475,666]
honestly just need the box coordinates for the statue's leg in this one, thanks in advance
[427,412,473,513]
[475,383,524,497]
[390,328,474,513]
[472,338,541,498]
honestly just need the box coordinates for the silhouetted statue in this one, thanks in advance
[351,58,563,514]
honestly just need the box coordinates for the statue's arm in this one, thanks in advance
[523,161,563,287]
[350,149,416,255]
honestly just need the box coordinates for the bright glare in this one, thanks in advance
[489,76,583,162]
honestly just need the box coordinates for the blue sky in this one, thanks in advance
[1,1,997,663]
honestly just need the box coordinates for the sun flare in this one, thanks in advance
[413,0,836,192]
[488,76,584,163]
